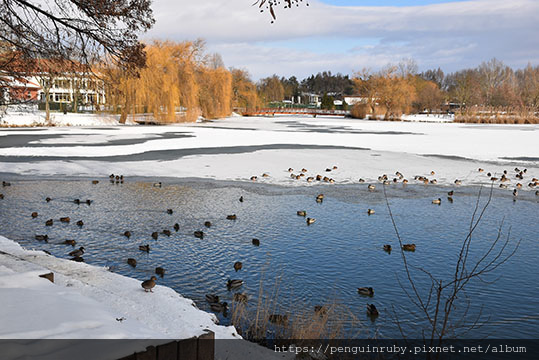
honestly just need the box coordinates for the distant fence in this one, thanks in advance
[117,331,214,360]
[243,108,350,117]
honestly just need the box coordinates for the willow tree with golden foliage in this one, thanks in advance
[197,66,233,119]
[230,68,259,112]
[104,40,236,123]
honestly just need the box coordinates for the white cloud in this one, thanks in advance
[145,0,539,79]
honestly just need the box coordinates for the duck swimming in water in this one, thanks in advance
[69,247,85,257]
[358,287,374,296]
[367,304,379,317]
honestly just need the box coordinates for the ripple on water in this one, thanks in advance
[0,179,537,338]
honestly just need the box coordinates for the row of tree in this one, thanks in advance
[350,58,539,121]
[102,40,259,123]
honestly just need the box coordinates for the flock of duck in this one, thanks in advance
[0,164,537,323]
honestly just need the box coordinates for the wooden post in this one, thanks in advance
[197,331,215,360]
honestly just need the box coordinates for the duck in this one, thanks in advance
[109,174,115,179]
[139,244,150,252]
[155,267,165,277]
[45,197,52,202]
[226,214,237,220]
[252,238,260,246]
[513,189,518,197]
[127,258,137,267]
[432,198,442,205]
[92,180,99,185]
[204,221,212,228]
[2,181,11,187]
[35,235,48,242]
[234,293,248,303]
[250,176,258,181]
[262,173,270,177]
[316,194,324,201]
[60,217,70,223]
[239,196,244,202]
[447,190,454,196]
[227,279,243,289]
[430,171,436,175]
[268,314,288,325]
[210,302,228,312]
[151,232,159,240]
[287,168,293,172]
[358,287,374,296]
[141,276,157,292]
[368,184,376,190]
[206,294,219,303]
[316,175,322,181]
[499,184,508,189]
[63,239,76,246]
[69,247,85,257]
[383,244,392,253]
[333,165,338,170]
[162,229,171,236]
[329,178,335,184]
[454,179,462,185]
[402,244,416,251]
[306,217,316,225]
[31,212,38,218]
[314,305,327,316]
[297,210,306,217]
[85,199,92,206]
[45,219,54,226]
[153,182,162,188]
[166,209,173,214]
[173,223,180,231]
[234,261,243,271]
[367,304,379,317]
[430,179,438,185]
[74,199,81,205]
[403,179,409,184]
[367,209,375,215]
[306,177,314,182]
[358,178,365,183]
[76,220,84,227]
[383,180,391,185]
[478,168,484,172]
[194,231,204,239]
[325,168,332,172]
[322,176,330,182]
[395,171,403,178]
[124,231,131,238]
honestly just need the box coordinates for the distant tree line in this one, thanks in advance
[351,58,539,123]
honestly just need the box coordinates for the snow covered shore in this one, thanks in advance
[0,115,537,190]
[0,235,290,359]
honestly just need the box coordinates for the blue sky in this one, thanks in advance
[147,0,539,80]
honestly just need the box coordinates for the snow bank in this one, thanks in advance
[0,235,238,340]
[0,236,293,360]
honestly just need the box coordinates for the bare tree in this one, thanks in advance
[254,0,309,22]
[0,0,154,106]
[383,185,519,359]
